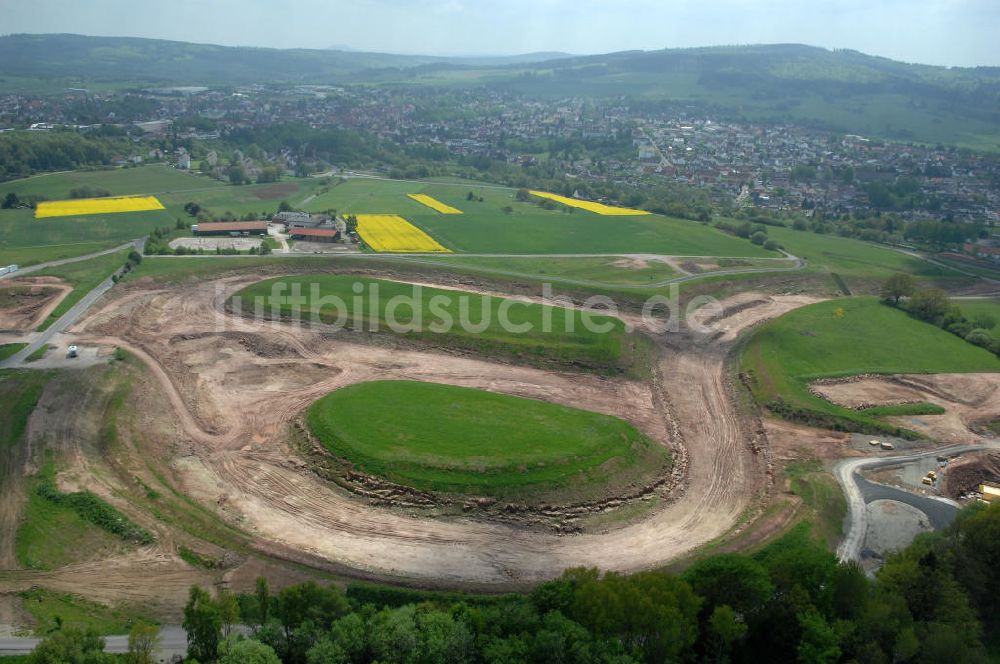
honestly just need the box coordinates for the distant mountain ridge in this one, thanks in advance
[1,34,998,148]
[0,34,575,83]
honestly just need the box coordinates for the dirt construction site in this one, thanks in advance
[6,260,1000,628]
[0,277,71,332]
[0,264,835,617]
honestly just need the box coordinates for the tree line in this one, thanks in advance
[882,273,999,354]
[23,502,1000,664]
[0,131,128,181]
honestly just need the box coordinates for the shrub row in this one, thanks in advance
[36,477,154,545]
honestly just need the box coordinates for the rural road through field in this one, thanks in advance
[0,239,143,369]
[0,239,141,280]
[0,625,188,658]
[835,443,996,562]
[0,275,117,368]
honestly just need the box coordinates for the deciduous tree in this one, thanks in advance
[183,585,222,663]
[880,272,916,305]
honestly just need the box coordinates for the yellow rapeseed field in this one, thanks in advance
[35,195,166,218]
[528,191,648,216]
[356,214,451,253]
[407,193,463,215]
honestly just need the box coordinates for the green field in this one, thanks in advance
[0,165,216,200]
[765,227,968,286]
[306,178,773,256]
[412,255,678,286]
[0,370,52,447]
[32,248,130,330]
[0,205,169,267]
[19,588,151,636]
[741,297,1000,435]
[933,256,1000,281]
[16,473,128,570]
[307,380,670,501]
[0,165,325,266]
[0,166,214,265]
[956,299,1000,340]
[0,166,974,289]
[234,275,641,373]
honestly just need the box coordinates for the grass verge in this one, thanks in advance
[785,460,847,549]
[19,588,155,636]
[24,343,50,362]
[0,342,27,361]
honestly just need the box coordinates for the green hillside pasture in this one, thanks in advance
[956,299,1000,340]
[766,226,969,287]
[741,297,1000,435]
[305,178,773,256]
[0,164,216,199]
[307,380,671,502]
[0,166,322,265]
[157,179,326,218]
[413,255,678,286]
[32,249,130,330]
[16,472,129,570]
[234,275,638,374]
[0,206,173,266]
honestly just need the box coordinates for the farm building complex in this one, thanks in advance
[289,227,339,242]
[193,221,268,236]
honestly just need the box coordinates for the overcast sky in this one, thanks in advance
[2,0,997,67]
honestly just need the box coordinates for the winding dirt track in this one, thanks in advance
[73,278,818,587]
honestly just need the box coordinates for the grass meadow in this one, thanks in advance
[740,297,1000,435]
[234,275,641,374]
[307,380,671,501]
[955,298,1000,340]
[306,178,774,256]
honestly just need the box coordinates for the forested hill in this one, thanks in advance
[0,33,451,83]
[3,34,1000,146]
[484,44,1000,147]
[0,34,571,84]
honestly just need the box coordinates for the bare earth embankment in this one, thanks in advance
[37,277,819,588]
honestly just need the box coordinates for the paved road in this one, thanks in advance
[0,240,141,282]
[855,475,958,530]
[0,625,188,658]
[0,276,118,368]
[0,239,143,369]
[835,444,994,562]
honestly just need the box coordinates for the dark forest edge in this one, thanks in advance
[17,503,1000,663]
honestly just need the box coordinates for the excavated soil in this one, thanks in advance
[50,275,820,587]
[812,373,1000,443]
[942,451,1000,500]
[0,277,72,332]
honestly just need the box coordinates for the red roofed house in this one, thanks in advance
[289,227,339,243]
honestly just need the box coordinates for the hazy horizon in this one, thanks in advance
[1,0,998,68]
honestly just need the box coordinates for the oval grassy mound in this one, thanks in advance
[307,380,671,502]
